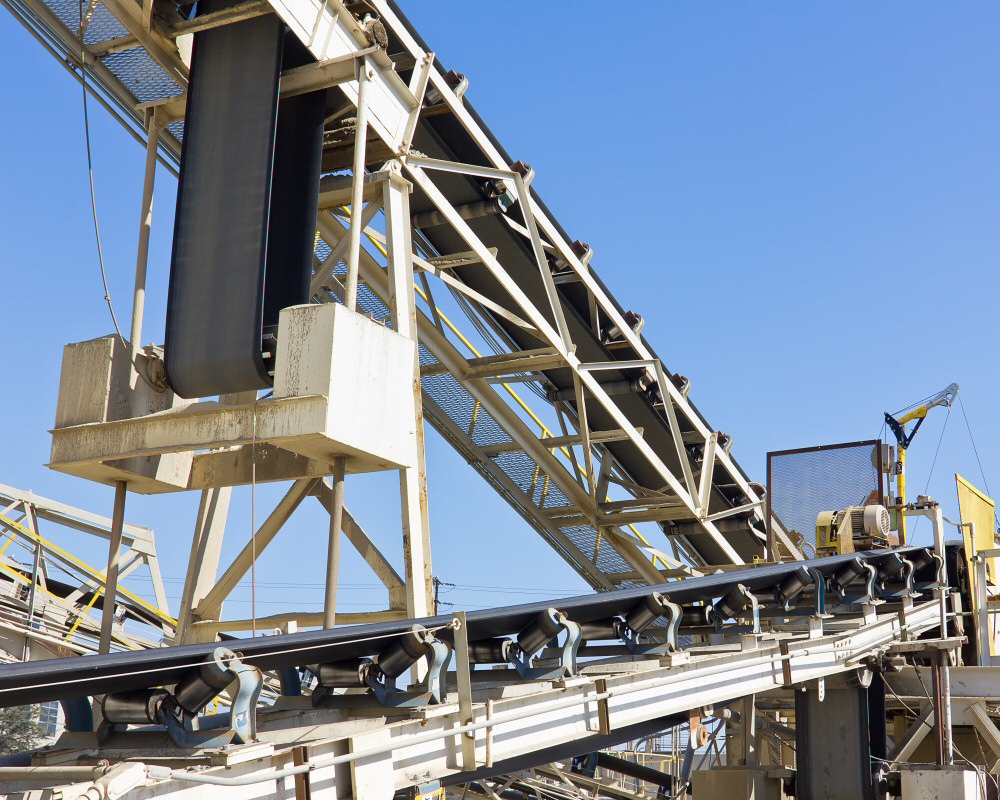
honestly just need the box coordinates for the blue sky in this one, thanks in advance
[0,2,997,622]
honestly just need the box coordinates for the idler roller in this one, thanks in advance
[314,658,371,688]
[680,605,718,628]
[174,647,236,714]
[774,566,813,607]
[376,625,435,680]
[714,585,749,620]
[625,593,671,634]
[468,638,512,664]
[517,608,564,655]
[580,619,620,641]
[907,549,936,578]
[833,558,867,591]
[102,688,169,725]
[879,553,907,580]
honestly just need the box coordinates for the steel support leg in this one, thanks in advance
[176,487,233,644]
[99,480,127,654]
[130,107,160,364]
[324,456,346,628]
[382,170,433,623]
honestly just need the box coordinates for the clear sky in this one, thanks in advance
[0,2,997,623]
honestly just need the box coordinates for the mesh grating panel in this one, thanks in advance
[100,48,185,103]
[492,451,569,509]
[82,2,129,45]
[417,343,438,368]
[43,0,181,117]
[560,525,633,574]
[767,440,883,559]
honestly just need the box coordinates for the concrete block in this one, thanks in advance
[273,302,417,470]
[691,767,782,800]
[52,336,193,492]
[898,765,983,799]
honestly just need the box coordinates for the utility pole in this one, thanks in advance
[432,576,454,615]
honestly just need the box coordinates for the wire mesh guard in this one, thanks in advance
[767,440,883,560]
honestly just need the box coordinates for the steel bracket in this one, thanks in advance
[620,598,684,654]
[878,556,918,601]
[509,612,583,679]
[160,651,262,747]
[364,636,452,707]
[837,563,880,606]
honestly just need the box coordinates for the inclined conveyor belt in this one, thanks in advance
[381,1,762,565]
[0,547,940,707]
[2,0,769,571]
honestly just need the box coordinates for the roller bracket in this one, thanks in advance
[509,609,582,679]
[620,595,683,653]
[103,648,263,748]
[877,554,917,600]
[835,562,880,606]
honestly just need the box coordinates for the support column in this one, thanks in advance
[99,480,127,654]
[324,457,346,628]
[22,541,41,662]
[175,390,254,643]
[176,486,232,644]
[130,107,161,366]
[344,62,371,311]
[382,168,433,620]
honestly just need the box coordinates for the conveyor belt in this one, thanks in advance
[378,2,762,565]
[0,547,938,707]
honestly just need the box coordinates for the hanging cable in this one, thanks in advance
[957,395,999,530]
[78,2,126,351]
[77,4,157,391]
[911,405,952,540]
[251,393,259,638]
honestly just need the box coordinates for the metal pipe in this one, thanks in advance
[324,457,346,629]
[344,65,371,311]
[99,480,127,654]
[0,766,118,781]
[930,504,949,637]
[940,649,954,765]
[411,196,512,229]
[22,539,41,662]
[931,652,945,765]
[130,108,160,363]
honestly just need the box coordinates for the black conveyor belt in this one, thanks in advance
[0,547,940,707]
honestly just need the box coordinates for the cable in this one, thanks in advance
[77,4,157,392]
[957,395,999,530]
[251,393,259,638]
[78,3,123,347]
[911,405,951,540]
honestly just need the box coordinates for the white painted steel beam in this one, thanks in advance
[18,601,939,800]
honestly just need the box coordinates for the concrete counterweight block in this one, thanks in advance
[49,304,418,493]
[272,302,417,472]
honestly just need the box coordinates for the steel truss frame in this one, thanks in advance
[5,0,801,618]
[0,483,172,658]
